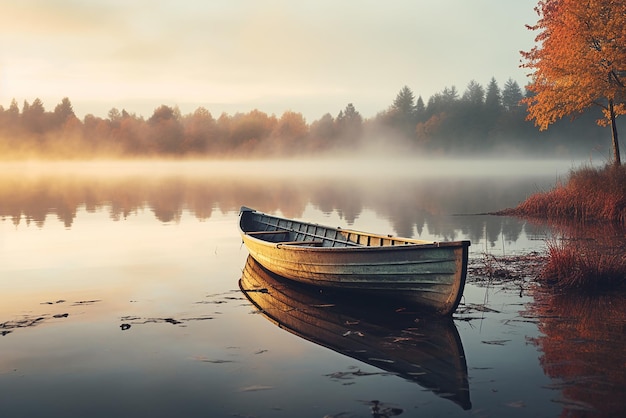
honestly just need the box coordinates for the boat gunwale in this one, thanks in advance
[239,207,470,251]
[244,234,470,252]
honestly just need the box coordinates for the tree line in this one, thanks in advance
[0,77,613,159]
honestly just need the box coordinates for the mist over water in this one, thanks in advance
[1,157,592,251]
[0,156,591,178]
[0,157,578,241]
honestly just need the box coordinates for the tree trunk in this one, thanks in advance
[609,99,621,166]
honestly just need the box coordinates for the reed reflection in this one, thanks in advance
[528,288,626,416]
[0,169,546,247]
[524,222,626,416]
[239,255,472,410]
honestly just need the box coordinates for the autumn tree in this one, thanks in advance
[182,107,216,153]
[148,105,184,154]
[273,111,307,141]
[228,110,276,151]
[83,114,114,152]
[521,0,626,165]
[115,110,146,154]
[417,86,459,149]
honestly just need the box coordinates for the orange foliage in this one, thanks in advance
[522,0,626,127]
[521,0,626,162]
[273,111,307,141]
[416,112,446,143]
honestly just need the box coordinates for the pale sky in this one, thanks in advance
[0,0,539,121]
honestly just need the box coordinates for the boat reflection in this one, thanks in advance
[239,255,472,410]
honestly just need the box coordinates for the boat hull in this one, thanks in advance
[239,207,470,315]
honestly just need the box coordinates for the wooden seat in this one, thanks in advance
[278,241,324,247]
[247,230,289,235]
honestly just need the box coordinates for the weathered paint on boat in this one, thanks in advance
[238,206,470,316]
[239,255,472,410]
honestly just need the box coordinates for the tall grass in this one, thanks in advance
[510,164,626,223]
[542,236,626,291]
[503,164,626,290]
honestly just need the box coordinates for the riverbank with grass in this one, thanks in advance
[494,164,626,291]
[498,164,626,223]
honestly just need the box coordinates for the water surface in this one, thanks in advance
[1,159,623,417]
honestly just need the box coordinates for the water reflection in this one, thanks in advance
[523,221,626,416]
[6,160,626,417]
[0,163,552,247]
[527,288,626,416]
[239,255,472,410]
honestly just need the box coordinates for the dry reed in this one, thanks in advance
[542,236,626,291]
[508,164,626,223]
[501,164,626,290]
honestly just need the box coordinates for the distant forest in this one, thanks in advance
[0,77,617,159]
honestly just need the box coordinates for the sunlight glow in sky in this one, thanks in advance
[0,0,539,121]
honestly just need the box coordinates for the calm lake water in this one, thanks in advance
[1,158,624,418]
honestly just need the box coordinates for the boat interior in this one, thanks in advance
[243,211,420,248]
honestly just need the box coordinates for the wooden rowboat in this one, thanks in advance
[239,255,472,410]
[239,207,470,316]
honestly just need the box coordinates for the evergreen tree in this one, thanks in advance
[502,78,524,112]
[8,99,19,117]
[483,78,504,144]
[442,86,459,103]
[389,86,418,138]
[336,103,362,143]
[392,86,416,117]
[461,80,485,106]
[415,95,426,122]
[53,97,77,127]
[310,113,335,140]
[22,98,46,133]
[485,77,502,112]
